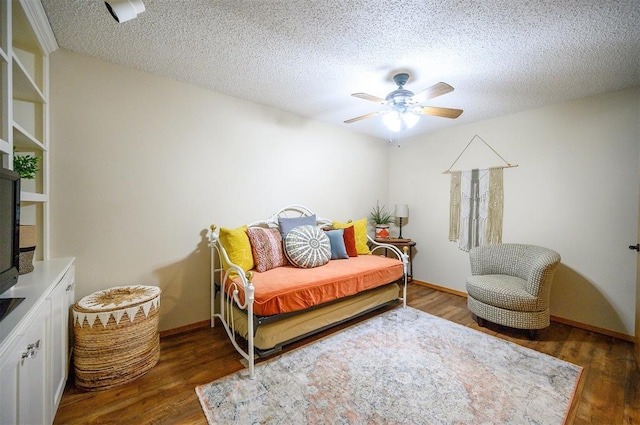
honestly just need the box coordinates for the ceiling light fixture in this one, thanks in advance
[105,0,145,23]
[382,110,420,133]
[345,73,463,134]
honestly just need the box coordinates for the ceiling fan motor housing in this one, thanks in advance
[386,73,417,112]
[392,73,410,87]
[386,88,416,112]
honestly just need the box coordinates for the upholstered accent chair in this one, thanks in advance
[466,243,561,339]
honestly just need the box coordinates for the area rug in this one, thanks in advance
[196,307,582,424]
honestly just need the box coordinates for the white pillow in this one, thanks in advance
[284,225,331,268]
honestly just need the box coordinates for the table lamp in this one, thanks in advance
[395,204,409,239]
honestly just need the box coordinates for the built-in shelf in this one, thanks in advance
[2,0,57,262]
[20,191,47,203]
[0,5,64,421]
[12,53,44,103]
[13,121,45,150]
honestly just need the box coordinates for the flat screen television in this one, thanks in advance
[0,167,20,297]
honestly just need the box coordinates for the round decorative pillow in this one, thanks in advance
[284,225,331,268]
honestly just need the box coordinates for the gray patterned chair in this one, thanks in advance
[466,243,561,339]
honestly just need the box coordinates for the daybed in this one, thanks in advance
[209,205,408,377]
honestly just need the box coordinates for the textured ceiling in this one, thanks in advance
[40,0,640,140]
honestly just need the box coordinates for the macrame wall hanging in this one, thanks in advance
[444,135,518,251]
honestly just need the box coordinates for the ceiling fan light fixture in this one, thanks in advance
[403,111,420,128]
[346,74,462,134]
[383,111,419,132]
[382,112,401,132]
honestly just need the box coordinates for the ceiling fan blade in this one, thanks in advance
[411,82,454,103]
[344,111,384,124]
[351,93,386,104]
[417,106,464,119]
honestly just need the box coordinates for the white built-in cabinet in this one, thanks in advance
[0,305,49,425]
[0,258,75,425]
[48,263,76,413]
[0,2,73,424]
[1,0,58,260]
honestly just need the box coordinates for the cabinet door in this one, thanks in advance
[0,342,19,425]
[0,305,50,425]
[48,265,75,412]
[66,270,75,359]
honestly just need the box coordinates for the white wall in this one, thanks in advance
[47,48,640,336]
[48,49,390,331]
[389,87,640,336]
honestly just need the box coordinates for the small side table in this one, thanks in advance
[374,238,416,282]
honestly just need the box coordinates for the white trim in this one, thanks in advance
[19,0,58,54]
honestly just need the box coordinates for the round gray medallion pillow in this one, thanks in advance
[284,225,331,268]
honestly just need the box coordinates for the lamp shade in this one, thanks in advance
[395,204,409,218]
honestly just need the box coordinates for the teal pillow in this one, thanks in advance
[278,214,316,238]
[325,229,349,260]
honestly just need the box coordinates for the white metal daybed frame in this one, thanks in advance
[209,205,409,377]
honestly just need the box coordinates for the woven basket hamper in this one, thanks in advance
[18,225,36,274]
[73,285,161,391]
[18,247,35,274]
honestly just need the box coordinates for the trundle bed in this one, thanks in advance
[209,205,408,377]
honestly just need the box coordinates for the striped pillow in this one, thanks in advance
[246,227,288,272]
[284,225,331,268]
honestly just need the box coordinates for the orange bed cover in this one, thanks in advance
[227,255,403,316]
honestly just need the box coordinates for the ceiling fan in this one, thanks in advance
[344,73,463,132]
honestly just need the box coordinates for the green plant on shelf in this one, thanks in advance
[13,152,40,179]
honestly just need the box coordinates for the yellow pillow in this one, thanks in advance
[333,218,370,255]
[218,225,254,272]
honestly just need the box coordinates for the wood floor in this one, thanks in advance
[54,284,640,424]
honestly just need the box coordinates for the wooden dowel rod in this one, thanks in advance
[442,164,519,174]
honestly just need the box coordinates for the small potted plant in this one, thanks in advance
[13,152,40,180]
[369,203,394,239]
